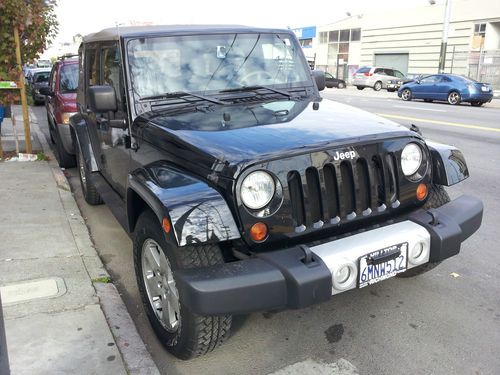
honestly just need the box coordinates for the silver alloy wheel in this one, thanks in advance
[141,239,180,332]
[448,91,460,105]
[402,89,411,101]
[374,81,382,91]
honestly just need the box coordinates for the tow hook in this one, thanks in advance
[427,210,440,226]
[299,244,314,265]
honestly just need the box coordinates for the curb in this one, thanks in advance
[30,112,160,375]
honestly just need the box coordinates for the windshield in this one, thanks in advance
[126,33,311,99]
[59,63,79,93]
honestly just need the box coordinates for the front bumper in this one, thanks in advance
[175,195,483,315]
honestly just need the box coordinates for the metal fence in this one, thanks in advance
[448,49,500,90]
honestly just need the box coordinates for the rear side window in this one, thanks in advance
[356,67,371,73]
[393,70,405,78]
[374,68,385,75]
[59,64,79,93]
[384,69,394,76]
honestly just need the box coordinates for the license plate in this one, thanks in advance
[481,86,489,92]
[358,243,408,288]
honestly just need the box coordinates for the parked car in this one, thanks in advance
[325,72,346,88]
[72,25,482,360]
[352,66,407,91]
[398,74,494,106]
[27,68,51,105]
[40,56,79,168]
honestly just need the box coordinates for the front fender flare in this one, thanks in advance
[426,141,469,186]
[70,113,99,172]
[128,163,240,247]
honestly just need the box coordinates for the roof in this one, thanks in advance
[83,24,291,43]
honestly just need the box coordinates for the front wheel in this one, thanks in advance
[397,185,450,278]
[55,128,76,168]
[76,143,102,205]
[373,81,383,91]
[401,88,412,101]
[134,210,232,359]
[337,82,345,89]
[447,91,461,105]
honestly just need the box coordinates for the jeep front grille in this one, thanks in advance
[287,153,400,230]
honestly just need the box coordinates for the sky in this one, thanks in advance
[43,0,444,58]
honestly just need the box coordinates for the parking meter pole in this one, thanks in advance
[13,26,32,154]
[0,293,10,375]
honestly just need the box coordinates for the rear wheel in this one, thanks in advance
[373,81,383,91]
[470,101,483,107]
[447,91,461,105]
[134,210,232,359]
[397,185,450,278]
[401,88,412,101]
[356,86,364,90]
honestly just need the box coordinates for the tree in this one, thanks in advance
[0,0,58,105]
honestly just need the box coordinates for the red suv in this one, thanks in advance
[41,55,79,168]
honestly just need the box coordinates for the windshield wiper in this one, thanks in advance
[140,91,225,105]
[220,85,293,98]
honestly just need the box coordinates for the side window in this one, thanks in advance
[374,68,383,75]
[384,69,394,77]
[101,45,124,112]
[394,70,405,79]
[325,72,333,79]
[420,75,437,84]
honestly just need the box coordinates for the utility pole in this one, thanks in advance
[13,26,32,154]
[438,0,452,73]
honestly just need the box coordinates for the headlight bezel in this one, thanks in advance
[239,170,283,217]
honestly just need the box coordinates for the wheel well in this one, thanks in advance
[127,189,150,233]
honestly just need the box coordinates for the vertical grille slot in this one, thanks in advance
[372,155,386,207]
[305,167,323,224]
[356,158,371,212]
[383,153,399,205]
[323,164,339,219]
[340,161,355,217]
[287,171,305,227]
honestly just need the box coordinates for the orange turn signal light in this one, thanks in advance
[162,217,172,233]
[250,222,268,242]
[416,183,428,201]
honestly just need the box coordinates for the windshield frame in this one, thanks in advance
[123,31,315,117]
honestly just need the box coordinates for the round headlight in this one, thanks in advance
[401,143,422,176]
[241,171,275,210]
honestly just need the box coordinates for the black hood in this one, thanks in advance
[140,98,415,178]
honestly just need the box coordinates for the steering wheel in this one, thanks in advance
[238,70,273,86]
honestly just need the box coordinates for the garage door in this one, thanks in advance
[374,53,409,75]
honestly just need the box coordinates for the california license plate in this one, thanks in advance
[481,86,489,92]
[358,243,408,288]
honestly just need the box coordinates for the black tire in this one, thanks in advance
[470,101,483,107]
[356,86,364,90]
[397,185,450,278]
[55,128,76,168]
[373,81,383,91]
[401,88,412,101]
[338,82,345,89]
[134,210,232,359]
[76,142,102,205]
[447,91,461,105]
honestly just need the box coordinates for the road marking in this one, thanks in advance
[376,113,500,133]
[392,105,447,112]
[268,358,359,375]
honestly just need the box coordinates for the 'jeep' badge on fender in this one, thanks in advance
[333,150,357,161]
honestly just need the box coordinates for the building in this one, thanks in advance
[292,26,317,68]
[309,0,500,88]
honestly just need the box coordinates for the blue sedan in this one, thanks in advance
[398,74,493,106]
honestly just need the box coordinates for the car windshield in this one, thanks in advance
[59,64,79,93]
[126,33,312,99]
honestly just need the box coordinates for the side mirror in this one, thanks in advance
[88,85,117,113]
[311,70,326,91]
[415,79,421,84]
[39,87,54,97]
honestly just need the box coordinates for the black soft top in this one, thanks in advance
[83,25,291,43]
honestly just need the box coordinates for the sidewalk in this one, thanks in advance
[0,108,159,375]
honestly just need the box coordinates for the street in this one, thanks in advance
[34,90,500,375]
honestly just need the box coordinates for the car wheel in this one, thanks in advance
[76,142,102,205]
[134,210,232,359]
[55,128,76,168]
[447,91,461,105]
[356,86,364,90]
[470,101,483,107]
[338,82,345,89]
[401,88,412,101]
[396,185,450,278]
[373,81,383,91]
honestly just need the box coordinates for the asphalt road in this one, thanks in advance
[33,89,500,375]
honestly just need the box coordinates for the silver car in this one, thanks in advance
[352,66,407,91]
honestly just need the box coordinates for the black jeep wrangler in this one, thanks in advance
[71,25,483,359]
